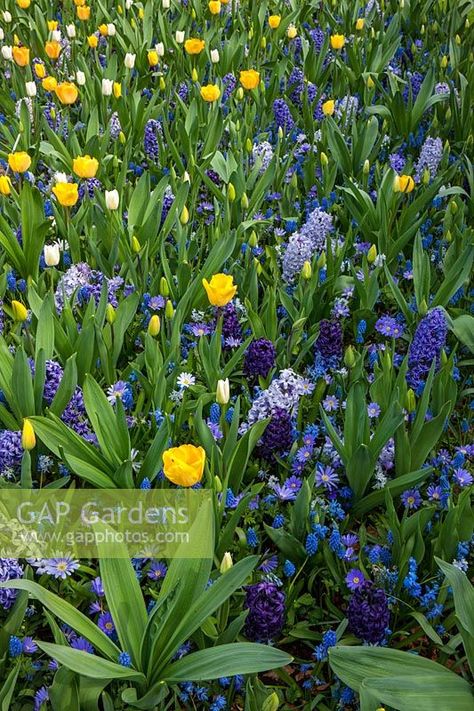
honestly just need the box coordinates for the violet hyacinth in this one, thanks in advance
[0,559,24,609]
[257,407,293,460]
[315,320,343,360]
[282,207,333,282]
[244,582,286,641]
[273,99,295,131]
[407,307,447,391]
[244,338,276,378]
[414,137,443,183]
[347,580,390,643]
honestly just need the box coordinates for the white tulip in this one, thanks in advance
[155,42,164,57]
[0,29,4,41]
[124,52,136,68]
[183,171,190,183]
[54,172,69,184]
[210,48,220,63]
[1,46,13,61]
[175,31,185,44]
[125,0,133,8]
[105,189,119,210]
[76,70,86,85]
[107,23,116,36]
[66,24,76,38]
[220,552,233,573]
[44,243,60,267]
[162,0,170,8]
[102,78,113,96]
[216,378,230,405]
[25,81,37,97]
[2,12,12,23]
[51,30,61,42]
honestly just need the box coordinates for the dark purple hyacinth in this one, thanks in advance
[315,320,343,360]
[221,303,242,348]
[407,308,447,391]
[347,581,390,644]
[258,407,293,460]
[244,582,286,641]
[244,338,276,378]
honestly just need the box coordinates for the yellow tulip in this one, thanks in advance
[45,40,61,59]
[239,69,260,90]
[34,62,46,78]
[398,175,415,193]
[0,176,12,195]
[98,24,108,36]
[148,314,161,336]
[55,82,79,104]
[322,99,335,116]
[202,273,237,306]
[113,82,122,98]
[17,0,31,8]
[208,0,221,13]
[184,38,205,55]
[200,83,220,102]
[52,182,79,207]
[73,155,99,178]
[8,152,31,173]
[47,20,58,30]
[148,50,159,66]
[42,76,58,91]
[356,18,365,30]
[13,46,30,66]
[22,418,36,450]
[268,15,281,29]
[77,5,90,19]
[88,34,99,48]
[287,24,297,39]
[162,444,205,487]
[11,300,28,321]
[330,33,345,49]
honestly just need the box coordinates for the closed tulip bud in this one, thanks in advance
[214,475,222,492]
[363,159,370,174]
[248,230,257,247]
[301,260,312,280]
[0,176,12,195]
[450,200,458,214]
[228,182,236,202]
[344,346,356,368]
[210,48,220,63]
[1,46,13,61]
[419,298,428,316]
[180,205,189,224]
[246,138,252,152]
[248,27,254,40]
[113,82,122,98]
[148,314,161,336]
[236,87,244,100]
[317,252,326,268]
[160,277,169,296]
[183,171,190,183]
[367,244,377,263]
[254,258,262,275]
[262,692,280,711]
[156,42,164,57]
[287,24,297,39]
[367,75,375,89]
[108,24,116,36]
[106,304,116,324]
[44,243,60,266]
[400,0,404,7]
[241,192,249,209]
[441,349,448,366]
[131,235,141,253]
[76,70,86,85]
[220,552,233,573]
[320,151,328,167]
[105,189,119,210]
[405,388,416,413]
[455,34,461,45]
[159,76,166,90]
[67,24,76,38]
[421,24,425,34]
[165,300,174,319]
[440,54,448,68]
[260,36,266,49]
[25,81,36,97]
[175,30,185,43]
[216,378,230,404]
[124,52,136,68]
[102,78,113,96]
[191,67,198,82]
[2,11,12,23]
[22,419,36,450]
[12,300,28,321]
[191,8,196,18]
[422,168,430,185]
[163,0,170,7]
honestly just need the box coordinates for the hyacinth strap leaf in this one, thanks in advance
[328,646,474,711]
[48,668,80,711]
[160,643,293,683]
[36,643,146,682]
[0,664,20,709]
[0,579,121,660]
